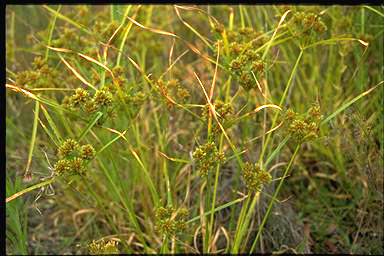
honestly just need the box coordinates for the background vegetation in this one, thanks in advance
[6,5,383,254]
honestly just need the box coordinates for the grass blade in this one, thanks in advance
[187,195,248,224]
[58,54,97,90]
[130,147,159,205]
[44,5,61,61]
[320,82,383,126]
[24,101,40,180]
[42,5,92,35]
[363,5,384,18]
[174,6,213,50]
[40,104,63,144]
[261,10,291,61]
[77,112,103,142]
[265,136,290,168]
[37,116,60,148]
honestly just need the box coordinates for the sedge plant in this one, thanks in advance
[6,5,383,254]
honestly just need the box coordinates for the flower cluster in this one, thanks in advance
[62,75,146,124]
[203,100,234,120]
[280,105,323,144]
[242,162,272,192]
[155,206,188,238]
[15,56,59,90]
[53,138,95,177]
[212,24,267,49]
[192,141,225,177]
[63,88,112,114]
[230,48,264,91]
[287,11,327,46]
[153,78,190,110]
[88,239,119,255]
[57,138,79,159]
[62,66,147,123]
[202,100,235,134]
[211,24,267,91]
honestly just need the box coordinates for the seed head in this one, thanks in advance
[88,239,119,255]
[80,144,96,160]
[242,162,272,192]
[58,139,79,159]
[155,206,188,237]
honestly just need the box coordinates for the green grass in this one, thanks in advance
[6,5,383,254]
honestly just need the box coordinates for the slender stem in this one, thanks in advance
[258,49,303,165]
[232,193,251,253]
[232,191,258,253]
[24,101,40,179]
[207,76,232,252]
[45,5,61,62]
[208,133,224,251]
[250,143,301,253]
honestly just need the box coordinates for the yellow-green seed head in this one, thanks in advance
[88,239,119,255]
[58,139,79,159]
[80,144,96,160]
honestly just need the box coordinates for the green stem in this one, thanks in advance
[232,193,251,253]
[24,101,40,179]
[239,191,259,252]
[258,49,303,165]
[250,143,301,253]
[207,75,232,252]
[207,133,224,252]
[45,5,61,62]
[239,5,245,29]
